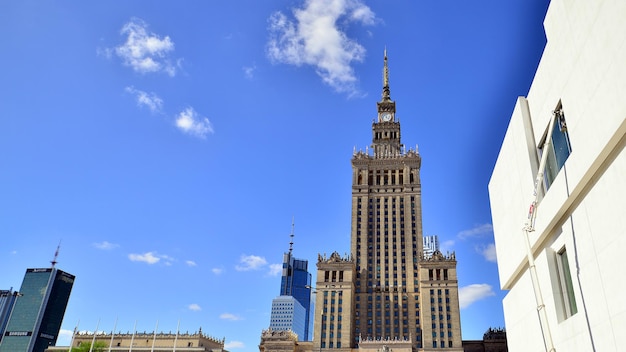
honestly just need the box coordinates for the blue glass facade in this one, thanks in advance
[279,253,312,340]
[0,290,19,342]
[0,268,74,352]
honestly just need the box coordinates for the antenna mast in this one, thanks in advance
[51,241,61,268]
[289,217,295,255]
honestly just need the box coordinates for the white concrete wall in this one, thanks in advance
[489,0,626,351]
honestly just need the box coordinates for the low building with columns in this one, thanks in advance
[46,329,226,352]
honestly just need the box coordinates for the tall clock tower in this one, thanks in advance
[350,51,463,351]
[372,51,402,158]
[261,51,463,352]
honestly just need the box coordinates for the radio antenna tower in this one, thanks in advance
[51,241,61,268]
[289,217,295,255]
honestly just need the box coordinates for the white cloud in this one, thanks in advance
[128,252,176,265]
[235,255,267,271]
[188,303,202,311]
[93,241,119,250]
[212,268,224,275]
[96,47,113,59]
[186,260,197,267]
[125,86,164,114]
[225,341,245,349]
[129,252,160,264]
[220,313,242,321]
[56,329,74,346]
[243,64,257,79]
[115,17,178,76]
[459,284,496,309]
[439,240,455,253]
[161,255,175,266]
[175,107,214,138]
[477,243,498,263]
[268,263,282,276]
[458,223,493,239]
[266,0,376,95]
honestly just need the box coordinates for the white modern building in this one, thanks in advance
[488,1,626,351]
[423,235,440,258]
[269,295,306,341]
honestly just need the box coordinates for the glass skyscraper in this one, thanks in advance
[277,251,312,341]
[0,268,75,352]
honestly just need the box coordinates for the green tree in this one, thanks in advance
[70,341,107,352]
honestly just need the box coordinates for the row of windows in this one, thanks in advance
[432,323,453,329]
[430,306,451,312]
[356,195,414,206]
[356,264,417,272]
[355,326,422,335]
[433,341,454,348]
[357,294,419,301]
[430,289,450,295]
[323,270,344,282]
[430,297,451,304]
[428,269,449,281]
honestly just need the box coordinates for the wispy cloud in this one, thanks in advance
[115,18,178,76]
[459,284,496,309]
[188,303,202,311]
[160,254,175,266]
[175,107,214,138]
[56,329,74,346]
[225,341,245,349]
[476,243,497,263]
[439,240,455,253]
[185,260,197,267]
[128,252,174,265]
[268,263,282,276]
[458,223,493,239]
[129,252,160,264]
[243,63,257,79]
[235,255,268,271]
[220,313,242,321]
[212,268,224,275]
[125,86,164,114]
[93,241,119,250]
[266,0,376,95]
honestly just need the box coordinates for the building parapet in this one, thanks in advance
[260,329,298,342]
[317,252,353,264]
[72,330,224,345]
[352,148,420,161]
[420,250,456,262]
[358,334,413,352]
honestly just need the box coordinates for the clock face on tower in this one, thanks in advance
[381,112,392,122]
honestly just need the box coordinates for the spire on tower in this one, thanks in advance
[382,48,391,101]
[288,217,295,254]
[51,241,61,268]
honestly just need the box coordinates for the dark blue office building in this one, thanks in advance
[279,251,312,341]
[0,268,74,352]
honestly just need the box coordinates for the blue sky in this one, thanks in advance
[0,0,549,350]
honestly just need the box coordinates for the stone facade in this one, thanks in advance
[418,252,462,350]
[260,51,464,352]
[314,252,355,352]
[46,330,226,352]
[346,53,463,351]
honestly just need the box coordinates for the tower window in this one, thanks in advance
[539,104,571,190]
[555,246,578,319]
